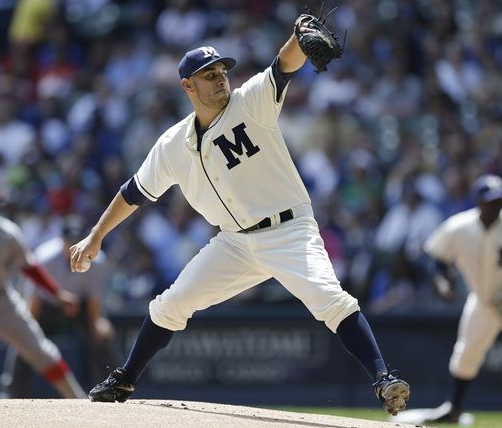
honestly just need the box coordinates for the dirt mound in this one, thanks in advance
[1,399,429,428]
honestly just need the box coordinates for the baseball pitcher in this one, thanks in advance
[70,14,410,415]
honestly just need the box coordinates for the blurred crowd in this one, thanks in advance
[1,0,501,316]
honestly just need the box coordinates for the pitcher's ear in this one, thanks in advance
[181,78,192,91]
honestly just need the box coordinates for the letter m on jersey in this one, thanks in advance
[213,123,260,170]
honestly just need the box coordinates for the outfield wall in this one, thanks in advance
[1,307,500,409]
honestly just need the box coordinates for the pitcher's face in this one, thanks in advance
[190,62,230,110]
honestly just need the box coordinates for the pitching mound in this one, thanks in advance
[1,399,430,428]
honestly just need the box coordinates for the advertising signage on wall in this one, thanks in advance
[138,321,332,385]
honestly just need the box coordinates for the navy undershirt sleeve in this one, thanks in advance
[120,176,147,206]
[271,56,293,102]
[435,260,450,276]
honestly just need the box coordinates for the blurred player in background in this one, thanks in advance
[6,215,117,395]
[0,215,86,398]
[421,174,502,423]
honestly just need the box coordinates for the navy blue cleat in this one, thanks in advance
[374,372,410,416]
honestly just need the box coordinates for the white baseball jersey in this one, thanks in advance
[424,208,502,303]
[134,66,311,232]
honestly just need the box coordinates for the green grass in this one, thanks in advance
[273,407,502,428]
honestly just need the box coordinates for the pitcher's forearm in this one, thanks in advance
[91,192,138,241]
[278,33,307,73]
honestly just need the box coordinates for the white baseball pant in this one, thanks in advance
[150,205,360,332]
[449,293,502,379]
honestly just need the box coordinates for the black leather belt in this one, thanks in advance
[238,209,294,233]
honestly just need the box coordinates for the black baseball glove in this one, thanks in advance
[294,5,346,72]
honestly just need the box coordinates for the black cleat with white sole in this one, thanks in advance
[89,367,135,403]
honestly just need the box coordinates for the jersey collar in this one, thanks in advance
[184,99,231,151]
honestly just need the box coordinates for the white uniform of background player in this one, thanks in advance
[71,32,410,415]
[422,174,502,423]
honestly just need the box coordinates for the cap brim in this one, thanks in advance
[189,57,236,77]
[480,189,502,202]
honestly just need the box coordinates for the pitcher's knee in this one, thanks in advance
[317,293,360,333]
[149,288,196,331]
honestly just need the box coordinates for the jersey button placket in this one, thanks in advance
[199,130,243,231]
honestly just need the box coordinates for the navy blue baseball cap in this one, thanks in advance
[472,174,502,203]
[178,46,236,79]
